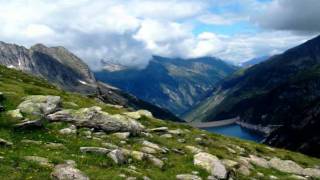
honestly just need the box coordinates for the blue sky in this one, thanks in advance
[0,0,319,69]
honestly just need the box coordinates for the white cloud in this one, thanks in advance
[0,0,317,70]
[198,13,246,25]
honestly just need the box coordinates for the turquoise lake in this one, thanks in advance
[203,124,264,142]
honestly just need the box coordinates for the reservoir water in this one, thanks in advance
[203,124,264,142]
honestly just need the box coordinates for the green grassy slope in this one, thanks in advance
[0,65,319,179]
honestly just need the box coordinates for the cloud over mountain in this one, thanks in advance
[0,0,319,69]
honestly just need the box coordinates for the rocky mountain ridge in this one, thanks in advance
[0,42,181,122]
[185,35,320,157]
[96,56,238,116]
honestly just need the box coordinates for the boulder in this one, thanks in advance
[24,156,53,167]
[237,165,250,176]
[248,155,269,168]
[123,110,153,119]
[121,148,145,161]
[185,146,202,154]
[303,168,320,178]
[142,141,167,153]
[7,109,23,119]
[160,134,173,138]
[221,159,238,168]
[112,132,130,140]
[145,154,164,168]
[149,127,168,132]
[59,128,76,135]
[268,157,304,175]
[193,152,227,179]
[141,147,157,154]
[130,151,145,161]
[51,164,89,180]
[289,175,307,180]
[80,147,110,155]
[14,119,43,130]
[21,139,42,145]
[101,143,119,149]
[17,95,61,115]
[108,149,126,164]
[44,143,66,150]
[0,138,13,146]
[168,129,184,135]
[47,107,144,135]
[176,174,202,180]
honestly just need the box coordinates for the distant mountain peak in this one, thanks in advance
[101,59,129,72]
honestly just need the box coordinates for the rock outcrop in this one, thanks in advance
[47,106,144,134]
[193,152,227,179]
[51,163,89,180]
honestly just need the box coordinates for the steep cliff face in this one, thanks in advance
[0,42,181,122]
[95,56,237,116]
[185,35,320,156]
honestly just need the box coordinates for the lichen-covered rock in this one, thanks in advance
[7,109,23,119]
[112,132,130,140]
[44,142,66,150]
[102,143,118,149]
[185,146,202,154]
[51,164,89,180]
[268,157,304,175]
[160,134,173,138]
[168,129,184,135]
[194,152,227,179]
[47,106,144,135]
[176,174,202,180]
[248,155,269,168]
[17,95,61,115]
[141,146,157,154]
[142,141,167,153]
[123,110,153,119]
[80,147,110,155]
[145,154,164,168]
[149,127,168,132]
[108,149,127,164]
[221,159,238,168]
[121,148,145,161]
[59,128,76,135]
[237,165,250,176]
[21,139,42,145]
[303,168,320,178]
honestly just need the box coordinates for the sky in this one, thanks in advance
[0,0,319,69]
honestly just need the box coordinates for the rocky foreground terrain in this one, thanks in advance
[1,65,320,179]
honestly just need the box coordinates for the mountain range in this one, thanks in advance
[185,35,320,157]
[95,56,237,116]
[0,41,181,122]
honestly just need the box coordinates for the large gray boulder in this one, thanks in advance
[47,106,144,135]
[194,152,227,179]
[51,164,89,180]
[18,95,61,115]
